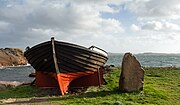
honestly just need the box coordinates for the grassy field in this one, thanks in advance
[0,67,180,105]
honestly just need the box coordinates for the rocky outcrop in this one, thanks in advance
[0,48,27,67]
[119,52,144,92]
[0,81,23,90]
[0,81,32,91]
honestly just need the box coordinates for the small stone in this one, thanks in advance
[119,52,144,92]
[0,81,23,90]
[0,84,6,90]
[114,100,123,105]
[0,98,16,103]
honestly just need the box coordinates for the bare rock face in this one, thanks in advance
[119,52,144,92]
[0,48,27,66]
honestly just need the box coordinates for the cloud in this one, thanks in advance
[130,24,141,32]
[117,30,180,53]
[141,21,163,31]
[0,21,9,31]
[140,21,180,31]
[164,22,180,31]
[0,0,180,53]
[0,0,125,51]
[125,0,180,20]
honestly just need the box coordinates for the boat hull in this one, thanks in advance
[24,38,108,95]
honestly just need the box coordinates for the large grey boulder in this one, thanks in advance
[119,52,144,92]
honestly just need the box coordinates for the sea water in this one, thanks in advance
[0,65,35,82]
[0,53,180,82]
[106,53,180,67]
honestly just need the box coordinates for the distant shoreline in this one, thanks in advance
[1,64,180,70]
[0,64,31,69]
[108,52,180,55]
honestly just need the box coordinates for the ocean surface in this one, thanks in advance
[0,53,180,82]
[106,53,180,67]
[0,66,35,82]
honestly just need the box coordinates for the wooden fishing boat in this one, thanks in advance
[24,37,108,95]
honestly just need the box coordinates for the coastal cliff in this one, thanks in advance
[0,48,27,67]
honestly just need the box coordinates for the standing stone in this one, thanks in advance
[119,52,144,92]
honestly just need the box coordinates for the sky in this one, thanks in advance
[0,0,180,53]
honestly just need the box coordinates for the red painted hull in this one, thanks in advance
[35,67,105,95]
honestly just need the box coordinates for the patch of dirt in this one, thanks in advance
[0,97,60,105]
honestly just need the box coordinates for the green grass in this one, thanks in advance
[0,85,38,99]
[0,67,180,105]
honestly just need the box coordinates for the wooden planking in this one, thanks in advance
[24,38,108,73]
[56,47,107,64]
[55,41,108,60]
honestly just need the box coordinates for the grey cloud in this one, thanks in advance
[2,0,179,53]
[0,0,124,52]
[141,21,180,31]
[126,0,180,19]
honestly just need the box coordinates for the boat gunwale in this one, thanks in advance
[24,40,108,60]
